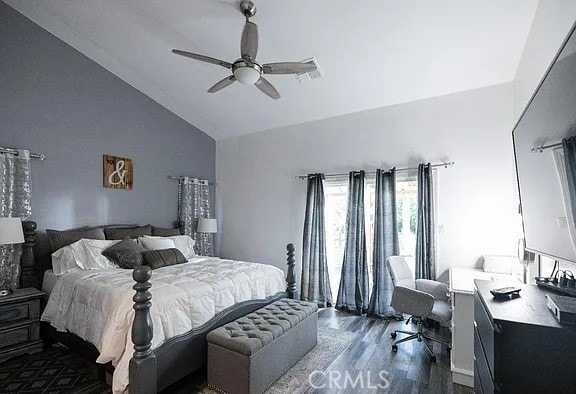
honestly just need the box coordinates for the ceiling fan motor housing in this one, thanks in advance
[232,60,262,84]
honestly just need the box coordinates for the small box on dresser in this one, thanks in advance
[0,288,44,363]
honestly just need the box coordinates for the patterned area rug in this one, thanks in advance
[0,345,110,394]
[197,326,355,394]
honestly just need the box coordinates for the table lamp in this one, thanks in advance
[197,218,217,257]
[0,217,25,296]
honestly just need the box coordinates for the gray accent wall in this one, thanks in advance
[0,3,215,230]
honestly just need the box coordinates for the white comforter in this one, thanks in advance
[41,257,286,393]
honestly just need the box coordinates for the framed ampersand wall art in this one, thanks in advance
[103,154,133,190]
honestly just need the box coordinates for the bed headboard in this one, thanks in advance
[23,221,184,290]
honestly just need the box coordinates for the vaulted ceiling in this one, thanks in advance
[4,0,538,140]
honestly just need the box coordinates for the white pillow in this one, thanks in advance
[51,245,81,276]
[140,235,196,259]
[51,239,119,275]
[139,236,176,251]
[482,255,517,275]
[79,239,120,270]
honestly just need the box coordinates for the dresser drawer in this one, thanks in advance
[0,322,40,350]
[0,298,40,326]
[474,325,495,393]
[474,291,494,378]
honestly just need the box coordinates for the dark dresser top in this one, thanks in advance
[475,279,566,329]
[0,288,44,306]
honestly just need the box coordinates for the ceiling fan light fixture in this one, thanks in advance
[233,64,261,85]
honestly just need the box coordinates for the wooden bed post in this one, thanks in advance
[20,220,38,289]
[286,243,298,300]
[129,266,157,394]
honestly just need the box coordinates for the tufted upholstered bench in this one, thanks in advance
[206,298,318,394]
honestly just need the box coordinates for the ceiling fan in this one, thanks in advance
[172,0,317,100]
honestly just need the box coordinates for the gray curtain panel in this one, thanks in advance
[368,168,402,319]
[336,171,369,314]
[301,174,333,307]
[178,177,213,256]
[562,136,576,227]
[0,149,32,291]
[415,163,436,280]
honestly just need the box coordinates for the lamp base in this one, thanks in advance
[0,289,13,297]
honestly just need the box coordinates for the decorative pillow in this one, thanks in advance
[140,235,195,259]
[47,228,105,252]
[142,248,187,270]
[151,226,181,237]
[139,236,176,251]
[51,239,119,275]
[104,225,152,240]
[102,237,147,269]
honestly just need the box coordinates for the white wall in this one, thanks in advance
[513,0,576,120]
[216,83,518,280]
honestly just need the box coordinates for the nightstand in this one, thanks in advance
[0,287,44,363]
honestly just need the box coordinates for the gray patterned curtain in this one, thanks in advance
[301,174,332,307]
[368,168,402,318]
[336,171,369,314]
[0,149,32,291]
[562,136,576,229]
[415,163,436,280]
[178,177,213,256]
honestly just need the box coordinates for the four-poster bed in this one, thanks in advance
[18,221,298,393]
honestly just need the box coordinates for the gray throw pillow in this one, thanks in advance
[151,226,181,237]
[102,237,147,269]
[46,228,105,252]
[142,248,187,270]
[104,225,152,240]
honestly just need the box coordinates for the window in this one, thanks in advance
[324,174,418,297]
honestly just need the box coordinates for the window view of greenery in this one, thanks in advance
[324,177,418,297]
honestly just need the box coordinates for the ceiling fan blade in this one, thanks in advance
[255,77,280,100]
[207,75,236,93]
[172,49,232,69]
[262,61,317,75]
[241,21,258,60]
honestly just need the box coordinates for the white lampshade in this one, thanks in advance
[0,217,24,245]
[233,67,261,85]
[197,218,218,233]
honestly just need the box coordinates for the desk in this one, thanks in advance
[448,268,520,387]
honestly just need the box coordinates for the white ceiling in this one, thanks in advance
[5,0,538,140]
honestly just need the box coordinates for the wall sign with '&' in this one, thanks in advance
[103,154,133,190]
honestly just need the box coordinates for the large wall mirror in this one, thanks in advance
[514,23,576,263]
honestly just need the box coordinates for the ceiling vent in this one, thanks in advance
[295,57,323,83]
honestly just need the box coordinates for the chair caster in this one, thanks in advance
[391,332,397,339]
[392,345,398,352]
[430,356,437,363]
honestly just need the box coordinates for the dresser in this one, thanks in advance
[449,268,520,387]
[474,280,576,393]
[0,288,44,363]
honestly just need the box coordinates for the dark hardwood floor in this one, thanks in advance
[166,307,474,393]
[308,308,473,394]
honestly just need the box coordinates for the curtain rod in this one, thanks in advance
[0,147,46,160]
[167,175,216,185]
[531,142,562,153]
[295,161,455,180]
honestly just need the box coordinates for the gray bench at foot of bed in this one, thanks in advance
[207,298,318,394]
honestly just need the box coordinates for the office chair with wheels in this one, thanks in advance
[387,256,452,362]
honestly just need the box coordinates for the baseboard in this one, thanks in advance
[451,360,474,387]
